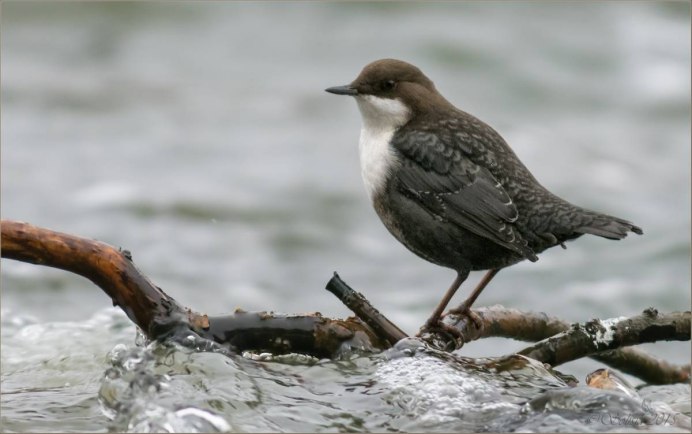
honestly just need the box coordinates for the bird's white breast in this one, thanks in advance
[355,95,410,200]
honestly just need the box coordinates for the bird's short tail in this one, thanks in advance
[574,212,643,240]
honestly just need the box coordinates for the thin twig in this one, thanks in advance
[325,273,408,345]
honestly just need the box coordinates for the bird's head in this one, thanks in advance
[326,59,448,130]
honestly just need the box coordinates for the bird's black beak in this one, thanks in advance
[325,85,358,96]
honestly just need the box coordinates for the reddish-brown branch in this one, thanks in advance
[1,220,189,337]
[0,220,387,356]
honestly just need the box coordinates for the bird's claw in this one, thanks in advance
[417,318,466,350]
[446,305,484,331]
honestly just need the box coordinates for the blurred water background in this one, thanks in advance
[1,2,690,432]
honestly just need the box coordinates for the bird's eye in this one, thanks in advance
[382,80,397,91]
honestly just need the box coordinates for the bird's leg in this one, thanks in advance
[447,268,501,329]
[418,270,469,339]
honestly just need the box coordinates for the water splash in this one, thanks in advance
[98,343,232,433]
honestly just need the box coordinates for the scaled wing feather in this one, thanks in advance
[391,129,537,260]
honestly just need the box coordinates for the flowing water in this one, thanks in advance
[1,2,690,432]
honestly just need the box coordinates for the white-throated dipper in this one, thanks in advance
[325,59,642,336]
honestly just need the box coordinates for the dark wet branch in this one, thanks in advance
[201,310,387,357]
[325,273,408,345]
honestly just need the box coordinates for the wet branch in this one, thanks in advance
[202,310,387,357]
[0,220,190,338]
[0,220,387,357]
[517,309,690,369]
[327,274,690,384]
[2,219,688,384]
[325,272,407,345]
[461,306,691,384]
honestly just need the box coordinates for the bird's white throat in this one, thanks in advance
[355,95,410,200]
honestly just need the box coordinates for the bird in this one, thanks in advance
[325,59,642,337]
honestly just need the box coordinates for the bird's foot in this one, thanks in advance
[446,304,484,332]
[417,316,466,349]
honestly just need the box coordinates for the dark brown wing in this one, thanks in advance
[391,128,538,261]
